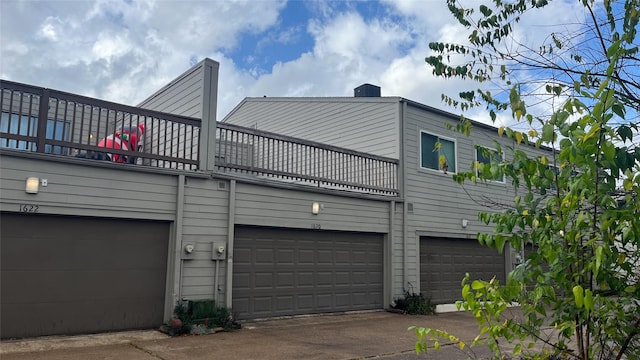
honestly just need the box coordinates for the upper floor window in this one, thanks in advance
[420,131,456,173]
[1,112,70,154]
[475,146,504,182]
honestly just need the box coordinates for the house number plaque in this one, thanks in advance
[18,204,39,213]
[312,223,321,229]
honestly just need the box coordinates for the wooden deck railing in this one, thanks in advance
[0,80,201,170]
[1,80,399,196]
[216,123,399,196]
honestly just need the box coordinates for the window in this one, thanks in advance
[1,112,70,154]
[1,112,37,150]
[420,131,456,173]
[475,146,504,182]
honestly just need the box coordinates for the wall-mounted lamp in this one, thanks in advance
[461,219,468,228]
[25,177,39,194]
[312,202,320,215]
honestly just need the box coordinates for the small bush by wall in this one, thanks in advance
[391,292,436,315]
[166,299,238,336]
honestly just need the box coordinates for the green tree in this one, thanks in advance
[413,1,640,359]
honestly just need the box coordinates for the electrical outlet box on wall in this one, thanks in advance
[181,243,196,260]
[212,241,226,260]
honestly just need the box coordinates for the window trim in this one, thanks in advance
[474,145,505,183]
[419,130,457,174]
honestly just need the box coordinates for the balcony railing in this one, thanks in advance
[1,80,399,196]
[0,80,201,170]
[216,123,399,196]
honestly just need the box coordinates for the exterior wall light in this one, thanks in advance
[25,177,39,194]
[312,202,320,215]
[461,219,468,228]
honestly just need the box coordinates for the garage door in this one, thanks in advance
[233,227,383,320]
[420,237,505,304]
[1,213,169,339]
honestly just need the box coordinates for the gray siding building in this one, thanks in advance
[0,59,398,339]
[224,87,551,305]
[0,59,546,339]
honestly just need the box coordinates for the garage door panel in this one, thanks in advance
[317,250,333,264]
[277,249,295,263]
[276,296,293,310]
[298,249,314,264]
[317,271,333,285]
[420,237,505,305]
[1,213,169,339]
[277,272,294,287]
[233,227,383,319]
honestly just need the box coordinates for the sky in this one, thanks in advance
[0,0,595,126]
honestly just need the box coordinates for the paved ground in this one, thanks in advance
[1,309,545,360]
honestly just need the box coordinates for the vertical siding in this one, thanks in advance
[180,177,229,302]
[223,98,400,158]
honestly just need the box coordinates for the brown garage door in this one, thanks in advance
[420,237,505,304]
[233,226,383,320]
[1,213,169,339]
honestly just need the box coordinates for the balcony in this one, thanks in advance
[216,123,399,196]
[1,80,398,196]
[1,80,201,170]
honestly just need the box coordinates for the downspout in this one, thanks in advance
[225,179,236,309]
[175,174,186,303]
[388,200,395,305]
[214,258,220,303]
[400,100,409,292]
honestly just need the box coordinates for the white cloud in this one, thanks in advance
[91,31,133,63]
[38,17,63,41]
[0,0,585,127]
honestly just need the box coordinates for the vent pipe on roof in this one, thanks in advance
[354,83,381,97]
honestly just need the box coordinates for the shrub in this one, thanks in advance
[171,299,236,332]
[392,292,436,315]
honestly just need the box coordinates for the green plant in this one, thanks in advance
[172,299,236,331]
[170,301,192,335]
[412,0,640,359]
[393,292,436,315]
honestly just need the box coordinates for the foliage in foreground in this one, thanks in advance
[413,0,640,359]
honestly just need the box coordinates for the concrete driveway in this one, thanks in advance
[0,310,512,360]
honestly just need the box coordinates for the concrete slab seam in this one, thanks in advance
[129,342,169,360]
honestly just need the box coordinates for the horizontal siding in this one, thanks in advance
[136,62,207,169]
[224,98,400,158]
[234,183,390,233]
[180,177,229,302]
[403,105,553,239]
[137,63,204,118]
[0,154,177,219]
[392,204,404,299]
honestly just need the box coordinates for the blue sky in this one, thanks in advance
[0,0,597,126]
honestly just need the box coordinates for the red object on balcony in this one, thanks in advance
[97,123,145,163]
